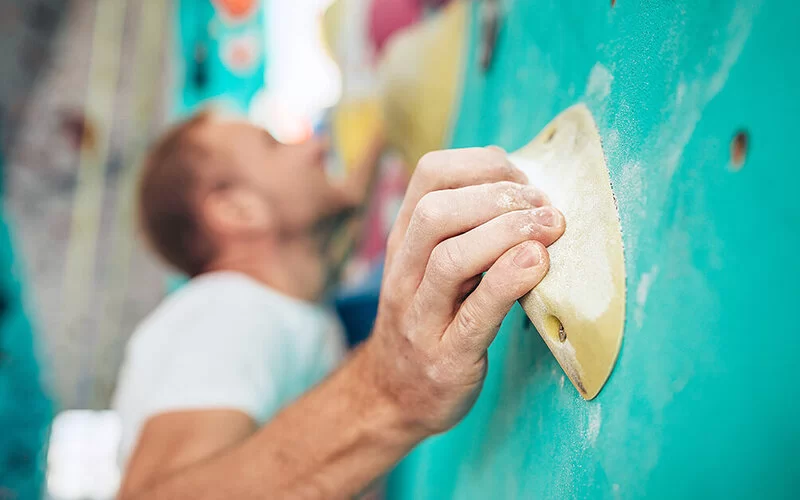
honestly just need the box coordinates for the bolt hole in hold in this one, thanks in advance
[731,130,749,170]
[543,315,567,343]
[558,322,567,342]
[544,128,556,143]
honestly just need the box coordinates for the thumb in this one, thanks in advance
[444,241,549,360]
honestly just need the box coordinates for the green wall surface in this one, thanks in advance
[0,157,52,498]
[174,0,267,117]
[390,1,799,498]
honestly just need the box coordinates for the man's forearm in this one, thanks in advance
[127,343,425,500]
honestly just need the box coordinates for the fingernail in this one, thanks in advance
[533,206,559,227]
[513,243,542,268]
[486,145,507,154]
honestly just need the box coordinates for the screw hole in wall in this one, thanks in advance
[730,130,749,170]
[611,0,616,7]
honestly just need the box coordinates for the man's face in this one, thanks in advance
[197,116,344,235]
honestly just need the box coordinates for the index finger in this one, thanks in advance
[386,147,528,264]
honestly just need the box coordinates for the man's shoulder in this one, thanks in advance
[129,273,266,347]
[126,271,344,365]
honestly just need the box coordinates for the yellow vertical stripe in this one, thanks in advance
[92,0,169,406]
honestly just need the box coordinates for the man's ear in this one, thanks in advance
[202,187,274,237]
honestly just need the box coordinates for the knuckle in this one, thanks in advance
[490,180,525,199]
[456,299,485,335]
[416,150,445,176]
[483,146,507,163]
[412,192,444,227]
[487,180,519,193]
[429,242,461,278]
[481,151,515,178]
[478,181,530,212]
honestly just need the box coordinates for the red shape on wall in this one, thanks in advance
[368,0,422,55]
[212,0,259,24]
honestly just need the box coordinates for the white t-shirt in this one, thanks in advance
[112,271,346,466]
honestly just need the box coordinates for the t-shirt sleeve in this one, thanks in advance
[136,301,278,424]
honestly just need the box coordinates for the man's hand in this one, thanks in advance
[363,147,565,434]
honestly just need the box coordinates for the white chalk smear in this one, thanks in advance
[586,403,602,447]
[634,265,660,327]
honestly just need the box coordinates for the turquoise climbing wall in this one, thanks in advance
[0,158,53,499]
[174,0,267,117]
[390,1,799,498]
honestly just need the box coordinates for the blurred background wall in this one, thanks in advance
[7,0,172,412]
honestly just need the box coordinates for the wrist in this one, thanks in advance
[353,338,433,445]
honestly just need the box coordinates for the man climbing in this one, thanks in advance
[114,110,565,499]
